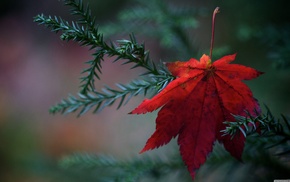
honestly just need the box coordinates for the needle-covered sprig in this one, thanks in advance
[34,0,173,115]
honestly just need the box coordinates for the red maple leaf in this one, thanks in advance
[130,53,262,179]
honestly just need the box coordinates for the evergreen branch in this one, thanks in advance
[34,14,98,45]
[49,76,173,116]
[34,13,171,94]
[34,13,104,93]
[221,106,290,154]
[34,0,175,113]
[59,153,184,181]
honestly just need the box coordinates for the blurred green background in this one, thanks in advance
[0,0,289,181]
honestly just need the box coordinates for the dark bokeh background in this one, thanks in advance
[0,0,289,181]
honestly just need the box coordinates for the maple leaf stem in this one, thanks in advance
[210,7,220,59]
